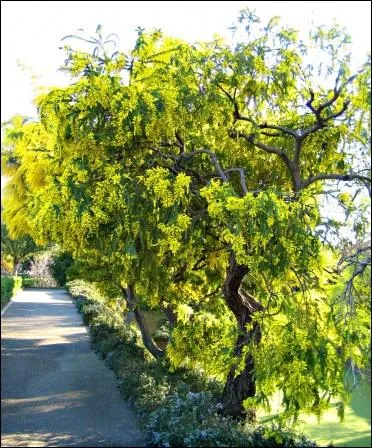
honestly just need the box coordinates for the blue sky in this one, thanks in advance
[1,1,371,121]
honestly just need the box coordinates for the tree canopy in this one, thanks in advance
[1,222,38,274]
[1,13,370,421]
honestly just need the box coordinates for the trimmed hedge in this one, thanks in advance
[1,276,22,308]
[22,277,58,288]
[66,279,321,447]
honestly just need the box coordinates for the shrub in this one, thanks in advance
[66,279,319,448]
[50,252,74,286]
[146,391,318,447]
[1,276,22,307]
[22,277,55,287]
[68,279,106,302]
[80,302,105,325]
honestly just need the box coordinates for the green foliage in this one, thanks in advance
[1,223,39,274]
[21,276,58,287]
[50,251,74,286]
[22,277,40,288]
[1,276,22,307]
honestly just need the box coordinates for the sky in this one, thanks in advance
[1,1,371,122]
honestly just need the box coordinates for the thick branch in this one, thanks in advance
[230,130,299,189]
[175,131,185,153]
[293,137,304,172]
[153,146,229,183]
[258,123,298,138]
[122,285,164,359]
[180,150,228,181]
[301,101,351,139]
[161,304,178,329]
[225,168,248,194]
[230,131,291,165]
[302,173,371,189]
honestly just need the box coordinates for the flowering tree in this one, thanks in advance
[2,14,370,420]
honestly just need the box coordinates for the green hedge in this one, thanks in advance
[1,276,22,308]
[22,277,57,288]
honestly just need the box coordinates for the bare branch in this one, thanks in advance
[205,287,221,298]
[337,244,371,271]
[217,83,298,138]
[151,148,208,185]
[216,84,240,121]
[151,146,229,182]
[225,168,248,194]
[318,73,357,114]
[301,101,350,139]
[302,72,360,138]
[175,131,185,153]
[302,173,371,190]
[325,101,350,120]
[181,150,228,181]
[306,89,316,112]
[300,122,327,139]
[258,123,299,138]
[259,131,282,137]
[230,130,290,163]
[344,258,371,314]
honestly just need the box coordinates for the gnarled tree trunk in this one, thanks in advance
[122,285,164,359]
[221,254,263,418]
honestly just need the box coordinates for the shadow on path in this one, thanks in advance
[1,290,143,447]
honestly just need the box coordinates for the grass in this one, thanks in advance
[300,380,371,447]
[140,310,371,447]
[260,379,371,447]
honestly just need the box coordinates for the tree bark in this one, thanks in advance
[162,304,178,329]
[221,254,263,418]
[12,259,20,276]
[122,285,164,359]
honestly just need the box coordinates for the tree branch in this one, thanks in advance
[302,71,360,138]
[152,146,229,183]
[302,173,371,189]
[180,150,228,181]
[224,168,248,194]
[230,131,290,164]
[216,83,298,138]
[258,123,298,138]
[230,130,298,188]
[293,137,304,169]
[175,131,185,153]
[216,84,240,121]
